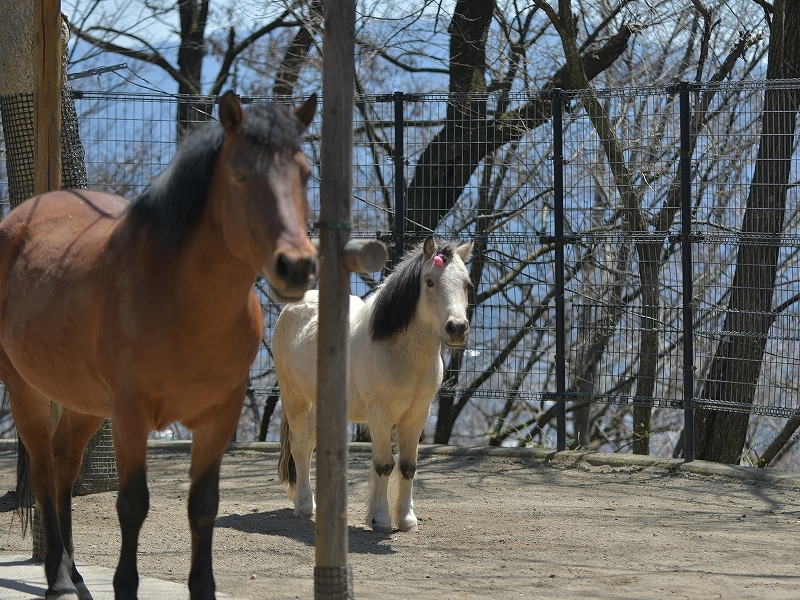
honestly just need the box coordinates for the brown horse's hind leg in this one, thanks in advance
[7,382,81,600]
[52,409,105,600]
[186,390,243,600]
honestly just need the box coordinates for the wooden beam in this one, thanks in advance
[33,0,62,195]
[314,0,356,596]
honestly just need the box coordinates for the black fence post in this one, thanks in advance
[552,88,567,452]
[393,91,405,260]
[679,81,695,462]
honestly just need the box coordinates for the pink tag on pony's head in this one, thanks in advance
[433,254,445,268]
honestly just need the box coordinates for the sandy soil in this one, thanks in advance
[1,443,800,599]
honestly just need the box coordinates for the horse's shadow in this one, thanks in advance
[215,509,397,556]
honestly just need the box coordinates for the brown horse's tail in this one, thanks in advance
[15,437,34,537]
[278,415,296,486]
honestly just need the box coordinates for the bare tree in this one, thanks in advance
[67,0,310,137]
[694,0,800,464]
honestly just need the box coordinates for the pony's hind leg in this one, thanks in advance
[8,382,82,600]
[392,411,429,532]
[186,390,243,600]
[365,407,394,533]
[282,404,316,519]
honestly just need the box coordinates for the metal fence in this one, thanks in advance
[1,81,798,457]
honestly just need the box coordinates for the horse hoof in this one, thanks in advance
[46,593,80,600]
[294,507,314,520]
[370,518,392,534]
[397,519,418,533]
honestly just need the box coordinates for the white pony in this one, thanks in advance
[274,236,473,532]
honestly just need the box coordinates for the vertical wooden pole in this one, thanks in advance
[315,0,355,597]
[33,0,62,195]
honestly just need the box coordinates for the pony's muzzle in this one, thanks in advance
[444,318,470,347]
[271,251,318,302]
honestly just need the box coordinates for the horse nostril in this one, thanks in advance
[275,252,318,287]
[275,252,293,282]
[446,319,469,338]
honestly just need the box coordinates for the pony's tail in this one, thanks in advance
[278,415,296,487]
[15,437,34,538]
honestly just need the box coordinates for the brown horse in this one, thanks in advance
[0,91,318,600]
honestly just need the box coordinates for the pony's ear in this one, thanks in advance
[294,93,318,130]
[456,240,473,263]
[219,90,243,134]
[422,236,436,261]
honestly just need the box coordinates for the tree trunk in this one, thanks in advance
[430,2,633,443]
[0,10,109,561]
[176,0,211,140]
[695,0,800,463]
[273,0,323,97]
[0,12,87,204]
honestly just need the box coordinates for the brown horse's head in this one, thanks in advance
[216,91,319,303]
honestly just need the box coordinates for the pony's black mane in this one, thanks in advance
[127,102,306,252]
[370,239,459,343]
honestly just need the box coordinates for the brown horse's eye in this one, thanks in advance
[233,170,248,184]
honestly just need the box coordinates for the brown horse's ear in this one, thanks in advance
[294,93,318,130]
[219,90,243,134]
[422,236,436,261]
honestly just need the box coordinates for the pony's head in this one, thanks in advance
[370,236,473,347]
[216,91,319,302]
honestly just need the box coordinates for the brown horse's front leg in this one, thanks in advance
[186,392,243,600]
[187,463,221,599]
[110,418,150,600]
[113,466,148,600]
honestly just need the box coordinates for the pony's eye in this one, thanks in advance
[233,170,248,183]
[425,278,434,288]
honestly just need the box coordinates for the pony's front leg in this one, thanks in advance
[365,410,394,533]
[186,394,242,600]
[111,418,150,600]
[393,412,428,532]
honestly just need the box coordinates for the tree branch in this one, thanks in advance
[71,26,191,88]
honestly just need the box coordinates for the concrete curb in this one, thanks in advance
[3,439,800,488]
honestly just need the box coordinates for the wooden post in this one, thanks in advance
[314,0,356,597]
[33,0,61,195]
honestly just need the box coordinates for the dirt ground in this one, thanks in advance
[1,442,799,600]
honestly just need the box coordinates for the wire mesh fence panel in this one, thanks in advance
[396,92,558,445]
[691,80,800,422]
[558,87,686,452]
[1,83,800,456]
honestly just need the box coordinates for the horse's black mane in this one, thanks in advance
[369,239,459,343]
[127,102,306,252]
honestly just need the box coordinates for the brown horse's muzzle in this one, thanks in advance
[269,249,319,303]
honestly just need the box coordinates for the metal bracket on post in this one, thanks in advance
[311,236,388,275]
[314,566,354,600]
